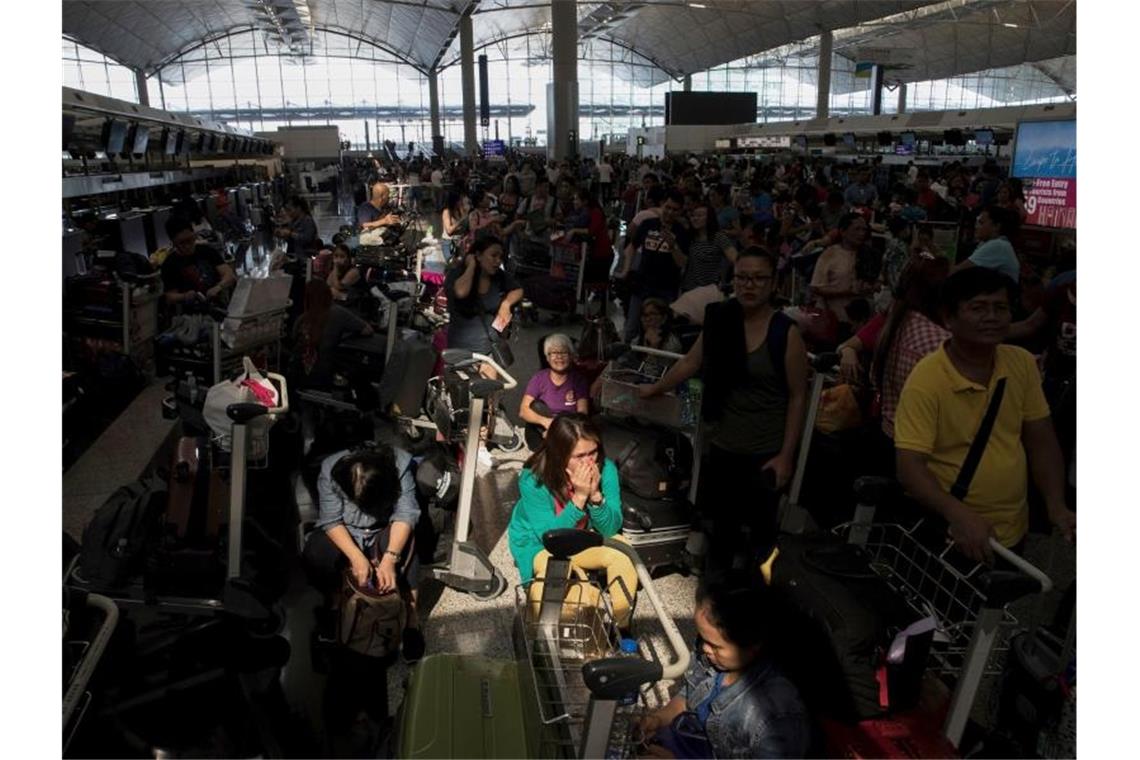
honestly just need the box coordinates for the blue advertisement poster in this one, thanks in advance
[483,139,505,157]
[1012,120,1076,179]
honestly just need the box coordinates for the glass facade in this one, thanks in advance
[62,25,1072,150]
[62,38,139,102]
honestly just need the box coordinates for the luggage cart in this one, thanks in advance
[597,345,700,503]
[780,351,840,535]
[395,531,691,759]
[63,591,119,754]
[832,498,1054,751]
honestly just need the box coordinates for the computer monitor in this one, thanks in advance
[102,120,129,155]
[129,124,150,155]
[899,131,916,146]
[973,129,994,146]
[842,133,857,148]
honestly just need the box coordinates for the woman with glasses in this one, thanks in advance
[641,247,809,579]
[507,413,637,629]
[519,333,590,451]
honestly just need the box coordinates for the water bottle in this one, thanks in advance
[686,379,702,428]
[617,638,640,707]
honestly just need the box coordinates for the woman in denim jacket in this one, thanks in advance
[639,575,809,759]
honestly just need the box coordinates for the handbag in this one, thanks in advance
[202,356,279,457]
[480,311,515,368]
[815,383,864,434]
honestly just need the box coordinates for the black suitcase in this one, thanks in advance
[619,489,693,572]
[378,329,436,417]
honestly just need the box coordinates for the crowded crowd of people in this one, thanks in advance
[287,143,1076,758]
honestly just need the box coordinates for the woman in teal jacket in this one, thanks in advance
[508,413,637,628]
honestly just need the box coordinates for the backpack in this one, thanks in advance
[336,568,408,658]
[79,475,166,588]
[596,416,693,501]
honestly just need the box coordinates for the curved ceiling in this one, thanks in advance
[62,0,1076,94]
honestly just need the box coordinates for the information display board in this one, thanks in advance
[1013,120,1076,229]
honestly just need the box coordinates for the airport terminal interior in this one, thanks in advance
[60,1,1079,757]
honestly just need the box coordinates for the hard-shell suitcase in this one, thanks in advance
[619,489,693,572]
[394,653,540,759]
[167,436,205,539]
[378,329,436,417]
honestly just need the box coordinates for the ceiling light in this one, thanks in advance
[1003,22,1018,28]
[690,3,708,8]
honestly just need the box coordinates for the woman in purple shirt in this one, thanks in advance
[519,333,590,451]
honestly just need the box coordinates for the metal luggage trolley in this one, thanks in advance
[598,345,702,503]
[835,490,1054,749]
[515,530,691,759]
[548,235,591,318]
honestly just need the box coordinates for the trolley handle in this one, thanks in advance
[602,537,691,681]
[627,345,685,361]
[989,538,1053,593]
[470,352,518,390]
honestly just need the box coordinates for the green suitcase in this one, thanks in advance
[395,653,543,759]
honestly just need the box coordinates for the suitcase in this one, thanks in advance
[378,329,436,417]
[619,489,693,572]
[335,333,388,383]
[167,436,205,539]
[394,653,539,759]
[821,712,957,759]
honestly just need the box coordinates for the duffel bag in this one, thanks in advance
[78,474,167,588]
[596,415,693,500]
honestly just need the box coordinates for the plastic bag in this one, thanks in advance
[815,383,863,434]
[203,357,279,457]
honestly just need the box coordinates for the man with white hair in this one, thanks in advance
[519,333,591,450]
[356,181,401,231]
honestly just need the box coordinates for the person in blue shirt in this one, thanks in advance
[302,444,424,659]
[843,167,879,208]
[957,204,1021,284]
[638,574,810,759]
[356,181,402,231]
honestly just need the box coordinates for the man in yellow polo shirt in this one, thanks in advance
[895,267,1076,564]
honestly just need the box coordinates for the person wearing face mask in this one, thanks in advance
[638,574,810,759]
[811,212,876,323]
[520,333,591,451]
[641,248,808,579]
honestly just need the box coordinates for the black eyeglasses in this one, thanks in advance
[733,274,773,286]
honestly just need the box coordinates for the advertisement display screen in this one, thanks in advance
[482,139,505,157]
[899,131,916,146]
[738,135,790,149]
[973,129,994,146]
[1012,120,1076,179]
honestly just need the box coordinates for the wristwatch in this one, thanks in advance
[383,549,402,561]
[587,494,605,508]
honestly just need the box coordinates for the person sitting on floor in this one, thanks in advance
[638,573,810,759]
[507,414,636,629]
[895,267,1075,564]
[292,280,373,389]
[326,243,362,303]
[519,334,590,452]
[302,444,425,661]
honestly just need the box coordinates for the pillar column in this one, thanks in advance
[897,82,908,114]
[428,70,442,146]
[135,68,150,107]
[815,29,832,119]
[871,64,885,115]
[459,11,478,156]
[683,74,692,91]
[549,0,579,161]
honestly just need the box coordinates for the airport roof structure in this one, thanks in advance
[61,0,1075,94]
